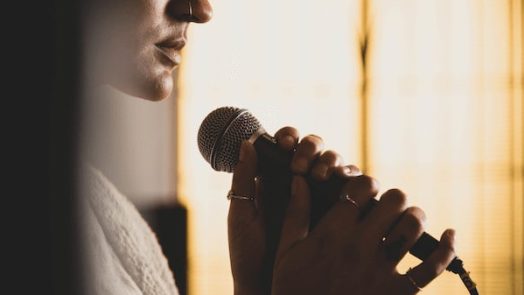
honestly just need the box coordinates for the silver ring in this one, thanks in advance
[405,268,422,291]
[227,190,255,201]
[188,0,193,17]
[339,193,360,210]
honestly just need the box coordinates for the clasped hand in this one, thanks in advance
[228,127,456,295]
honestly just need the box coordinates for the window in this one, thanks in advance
[177,0,523,294]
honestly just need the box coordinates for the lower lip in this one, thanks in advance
[155,46,182,67]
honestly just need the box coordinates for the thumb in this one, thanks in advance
[276,175,311,261]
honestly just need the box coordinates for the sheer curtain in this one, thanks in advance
[368,0,523,293]
[177,0,523,294]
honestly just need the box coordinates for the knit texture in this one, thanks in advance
[81,164,179,295]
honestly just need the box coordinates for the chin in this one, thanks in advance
[143,75,173,101]
[117,71,174,101]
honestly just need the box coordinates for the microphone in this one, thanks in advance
[198,106,478,294]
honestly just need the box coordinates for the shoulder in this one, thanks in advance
[79,163,179,295]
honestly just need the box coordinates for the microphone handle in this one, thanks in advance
[252,132,455,269]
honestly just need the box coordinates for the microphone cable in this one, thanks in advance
[448,258,479,295]
[410,233,479,294]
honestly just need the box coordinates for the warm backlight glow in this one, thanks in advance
[177,0,523,294]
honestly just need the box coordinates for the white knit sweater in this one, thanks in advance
[80,165,179,295]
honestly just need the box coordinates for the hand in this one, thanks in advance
[271,175,456,295]
[228,127,359,295]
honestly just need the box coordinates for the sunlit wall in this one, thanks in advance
[177,0,523,294]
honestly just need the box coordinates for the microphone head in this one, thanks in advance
[197,106,262,172]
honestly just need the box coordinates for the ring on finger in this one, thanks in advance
[227,190,255,201]
[339,193,360,210]
[405,268,423,291]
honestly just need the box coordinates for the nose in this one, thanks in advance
[191,0,213,23]
[169,0,213,23]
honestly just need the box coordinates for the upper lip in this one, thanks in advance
[156,38,186,50]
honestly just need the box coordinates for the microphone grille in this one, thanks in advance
[197,106,262,172]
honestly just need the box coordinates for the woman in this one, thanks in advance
[80,0,456,294]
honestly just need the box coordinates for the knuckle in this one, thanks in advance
[320,150,340,164]
[403,208,425,232]
[300,134,324,149]
[353,175,380,194]
[384,188,407,207]
[406,206,427,222]
[275,127,299,146]
[276,126,298,135]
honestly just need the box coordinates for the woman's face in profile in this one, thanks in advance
[90,0,212,100]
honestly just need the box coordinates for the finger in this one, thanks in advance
[381,207,426,267]
[274,126,300,151]
[362,189,408,243]
[311,150,343,181]
[291,134,324,174]
[311,174,379,241]
[276,176,311,262]
[333,164,362,178]
[398,229,456,291]
[229,141,258,222]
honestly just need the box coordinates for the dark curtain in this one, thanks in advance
[6,0,83,294]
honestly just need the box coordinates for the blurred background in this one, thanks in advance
[93,0,523,294]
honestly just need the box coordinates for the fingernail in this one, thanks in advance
[281,135,295,147]
[446,229,456,243]
[344,166,362,176]
[342,166,352,175]
[239,141,248,161]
